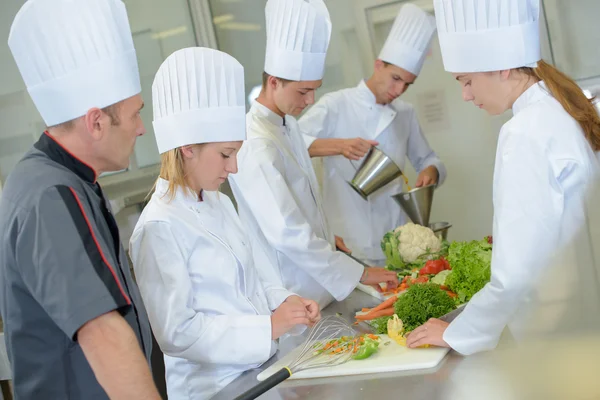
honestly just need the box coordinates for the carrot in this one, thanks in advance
[361,308,371,312]
[368,295,398,314]
[445,290,458,298]
[355,307,395,320]
[439,285,449,291]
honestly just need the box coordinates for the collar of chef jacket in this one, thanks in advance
[356,80,388,111]
[349,80,399,145]
[154,177,205,208]
[513,82,547,116]
[251,100,287,128]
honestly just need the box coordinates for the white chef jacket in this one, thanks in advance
[229,101,364,309]
[443,82,600,355]
[129,178,295,400]
[299,80,447,265]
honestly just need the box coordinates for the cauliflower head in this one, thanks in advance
[394,223,441,263]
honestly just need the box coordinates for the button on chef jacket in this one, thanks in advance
[129,178,296,400]
[0,132,153,399]
[299,80,447,265]
[443,82,600,355]
[229,102,365,309]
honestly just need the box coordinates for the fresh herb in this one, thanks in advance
[394,283,456,332]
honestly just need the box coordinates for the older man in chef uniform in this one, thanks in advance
[299,4,447,267]
[230,0,399,309]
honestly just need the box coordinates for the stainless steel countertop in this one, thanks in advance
[213,290,473,400]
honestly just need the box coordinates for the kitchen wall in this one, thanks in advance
[0,0,196,181]
[1,0,600,245]
[209,0,368,105]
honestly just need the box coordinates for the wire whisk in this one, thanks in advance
[234,315,359,400]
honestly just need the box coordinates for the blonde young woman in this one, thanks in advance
[129,48,320,399]
[407,0,600,354]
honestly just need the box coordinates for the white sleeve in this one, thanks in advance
[406,107,447,186]
[232,139,364,301]
[130,222,274,365]
[443,132,567,355]
[261,279,295,311]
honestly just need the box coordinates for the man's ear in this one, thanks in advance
[374,59,385,71]
[84,108,109,140]
[268,75,282,91]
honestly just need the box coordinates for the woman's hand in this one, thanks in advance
[405,318,451,348]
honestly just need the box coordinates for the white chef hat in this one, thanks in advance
[434,0,541,73]
[8,0,141,127]
[378,4,436,76]
[152,47,246,154]
[264,0,332,81]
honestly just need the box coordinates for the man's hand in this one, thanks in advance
[415,165,439,187]
[78,311,161,400]
[340,138,379,161]
[335,235,351,254]
[360,267,399,293]
[308,138,378,159]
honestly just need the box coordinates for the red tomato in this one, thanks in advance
[419,259,447,275]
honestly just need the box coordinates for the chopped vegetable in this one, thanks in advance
[431,270,452,286]
[353,335,380,360]
[400,275,429,287]
[394,283,457,332]
[445,238,492,303]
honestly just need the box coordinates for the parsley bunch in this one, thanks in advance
[394,283,456,332]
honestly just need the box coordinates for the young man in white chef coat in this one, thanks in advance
[229,0,399,309]
[298,4,447,266]
[406,0,600,354]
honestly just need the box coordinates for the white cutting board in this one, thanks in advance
[257,335,449,381]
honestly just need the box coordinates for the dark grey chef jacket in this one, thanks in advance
[0,132,153,399]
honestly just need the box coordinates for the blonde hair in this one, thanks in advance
[520,60,600,152]
[151,147,197,202]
